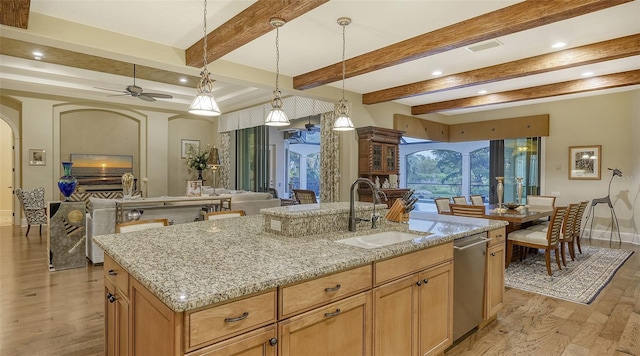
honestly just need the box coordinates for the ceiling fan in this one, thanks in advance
[96,64,173,102]
[304,116,319,132]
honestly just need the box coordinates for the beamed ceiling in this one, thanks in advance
[1,0,639,118]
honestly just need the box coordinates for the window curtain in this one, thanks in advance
[320,111,340,202]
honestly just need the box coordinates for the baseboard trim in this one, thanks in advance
[582,228,639,246]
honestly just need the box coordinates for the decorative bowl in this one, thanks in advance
[504,202,520,209]
[494,208,508,214]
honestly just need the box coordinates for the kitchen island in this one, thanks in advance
[95,205,507,355]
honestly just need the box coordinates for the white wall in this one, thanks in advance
[0,119,13,223]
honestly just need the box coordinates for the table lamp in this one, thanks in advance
[207,147,221,196]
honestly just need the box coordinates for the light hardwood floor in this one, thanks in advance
[1,225,638,355]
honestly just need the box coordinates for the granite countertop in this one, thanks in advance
[94,211,507,312]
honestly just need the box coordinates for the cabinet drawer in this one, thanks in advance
[488,228,506,247]
[185,290,276,351]
[374,242,453,285]
[104,254,129,297]
[279,264,372,319]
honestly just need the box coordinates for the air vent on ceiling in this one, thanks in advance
[465,39,503,53]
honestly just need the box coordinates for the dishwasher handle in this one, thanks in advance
[453,237,491,251]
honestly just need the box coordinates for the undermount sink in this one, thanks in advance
[336,231,424,249]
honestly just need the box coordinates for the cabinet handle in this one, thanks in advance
[423,279,429,284]
[107,269,117,276]
[324,309,341,318]
[106,292,116,303]
[491,252,496,257]
[224,312,249,323]
[416,281,422,286]
[269,337,278,346]
[324,284,341,292]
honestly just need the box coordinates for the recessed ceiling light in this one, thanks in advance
[32,51,43,57]
[34,56,42,61]
[179,78,187,83]
[582,71,594,77]
[478,90,488,94]
[552,42,566,48]
[432,70,442,76]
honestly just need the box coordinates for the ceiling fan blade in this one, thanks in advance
[107,93,131,97]
[95,87,128,94]
[137,94,156,102]
[143,93,173,99]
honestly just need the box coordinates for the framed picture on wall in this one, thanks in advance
[569,145,601,180]
[186,180,202,197]
[181,139,200,159]
[29,149,46,166]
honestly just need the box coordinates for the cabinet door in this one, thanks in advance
[186,325,277,356]
[417,262,453,356]
[383,144,398,174]
[279,292,371,356]
[485,243,505,319]
[105,279,130,356]
[371,143,384,173]
[373,274,418,356]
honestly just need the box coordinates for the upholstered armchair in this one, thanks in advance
[15,187,47,236]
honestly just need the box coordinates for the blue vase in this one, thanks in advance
[58,161,77,201]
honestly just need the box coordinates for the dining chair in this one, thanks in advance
[573,201,589,254]
[527,195,556,224]
[507,206,567,276]
[527,203,580,266]
[449,203,485,218]
[15,187,47,236]
[452,196,468,205]
[470,195,484,206]
[204,210,246,220]
[116,218,169,233]
[293,189,318,204]
[434,198,452,214]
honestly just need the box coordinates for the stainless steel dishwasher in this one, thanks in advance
[453,232,490,341]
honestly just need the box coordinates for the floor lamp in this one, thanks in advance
[207,147,221,196]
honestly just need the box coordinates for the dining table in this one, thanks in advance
[482,204,554,233]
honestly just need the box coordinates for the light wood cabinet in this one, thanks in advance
[185,325,277,356]
[104,255,130,356]
[373,260,453,356]
[278,292,372,356]
[484,228,505,320]
[356,126,409,208]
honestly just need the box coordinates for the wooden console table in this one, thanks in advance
[115,196,232,224]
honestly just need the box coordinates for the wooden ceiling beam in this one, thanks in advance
[186,0,328,68]
[1,0,30,29]
[410,70,640,115]
[293,0,632,90]
[363,34,640,105]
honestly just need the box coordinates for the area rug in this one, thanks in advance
[504,245,634,304]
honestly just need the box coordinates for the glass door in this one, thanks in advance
[489,137,540,204]
[236,126,269,192]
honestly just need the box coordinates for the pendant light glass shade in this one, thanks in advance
[189,0,221,117]
[265,18,289,126]
[333,98,354,131]
[334,17,355,131]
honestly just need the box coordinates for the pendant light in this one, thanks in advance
[188,0,221,117]
[333,17,355,131]
[264,18,290,126]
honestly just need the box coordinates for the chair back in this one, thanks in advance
[452,196,468,205]
[16,187,46,210]
[470,195,484,206]
[293,189,317,204]
[434,198,451,214]
[116,218,169,233]
[573,201,589,238]
[205,210,246,220]
[527,195,556,208]
[561,203,580,242]
[450,204,485,218]
[545,206,567,247]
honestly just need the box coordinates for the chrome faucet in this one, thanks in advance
[349,178,386,231]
